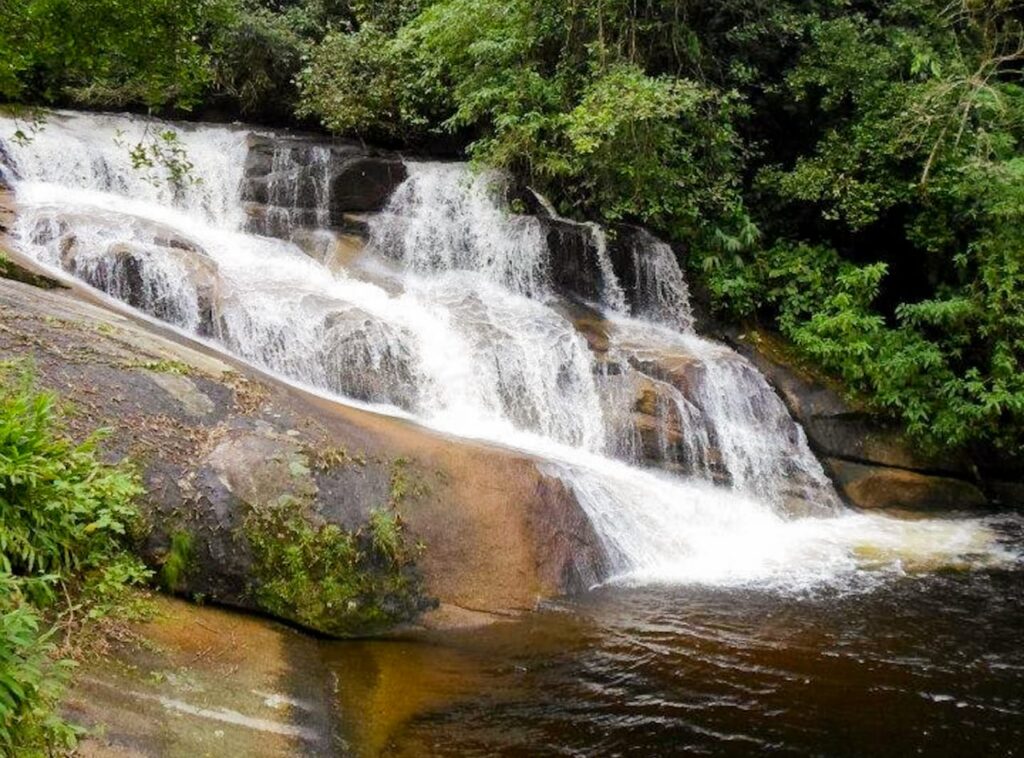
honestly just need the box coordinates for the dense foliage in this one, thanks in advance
[0,0,214,108]
[301,0,1024,460]
[0,365,149,753]
[1,0,1022,459]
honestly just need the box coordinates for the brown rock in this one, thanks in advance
[730,329,972,475]
[825,459,988,511]
[290,228,366,272]
[987,479,1024,508]
[0,273,608,634]
[723,327,1015,511]
[66,595,337,756]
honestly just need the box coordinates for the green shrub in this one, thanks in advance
[0,364,150,752]
[293,0,1024,459]
[3,0,1021,458]
[209,1,308,119]
[0,367,144,582]
[0,576,78,755]
[0,0,216,108]
[297,23,437,141]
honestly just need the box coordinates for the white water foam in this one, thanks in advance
[369,163,549,298]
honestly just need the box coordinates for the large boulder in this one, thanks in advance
[321,302,420,407]
[23,208,205,254]
[826,459,988,511]
[540,216,607,304]
[329,155,408,217]
[61,237,221,336]
[539,220,692,329]
[0,266,609,635]
[728,328,1010,510]
[240,133,407,238]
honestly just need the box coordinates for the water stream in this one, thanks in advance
[322,569,1024,756]
[2,110,1018,591]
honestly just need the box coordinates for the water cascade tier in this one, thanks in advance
[2,111,1016,589]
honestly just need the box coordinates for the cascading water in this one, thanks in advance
[584,222,629,315]
[2,110,1015,589]
[244,139,333,238]
[370,163,549,298]
[626,230,695,332]
[371,163,838,513]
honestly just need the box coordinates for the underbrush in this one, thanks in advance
[0,362,152,755]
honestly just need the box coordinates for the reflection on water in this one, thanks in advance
[324,565,1023,757]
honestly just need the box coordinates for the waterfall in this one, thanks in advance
[1,110,1009,589]
[627,230,695,332]
[369,163,549,298]
[243,139,333,238]
[370,163,838,512]
[584,222,629,315]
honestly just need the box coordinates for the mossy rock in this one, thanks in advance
[244,500,427,637]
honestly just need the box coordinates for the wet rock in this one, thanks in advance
[0,274,608,635]
[62,239,221,335]
[524,475,609,593]
[240,173,271,204]
[541,216,606,305]
[290,228,366,272]
[728,328,999,510]
[338,211,374,237]
[782,494,826,519]
[988,479,1024,508]
[730,330,963,472]
[621,352,704,467]
[329,156,407,217]
[627,376,680,461]
[25,209,204,254]
[242,134,277,176]
[555,300,612,355]
[322,305,420,407]
[242,134,407,236]
[66,595,337,756]
[541,221,690,328]
[0,187,15,234]
[825,459,989,511]
[243,202,324,238]
[606,227,685,323]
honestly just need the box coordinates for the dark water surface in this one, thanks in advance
[323,568,1023,757]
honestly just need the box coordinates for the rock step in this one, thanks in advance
[0,269,609,636]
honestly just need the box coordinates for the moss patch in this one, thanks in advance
[389,456,428,504]
[129,359,191,375]
[159,531,194,593]
[0,249,63,290]
[243,498,424,637]
[306,445,366,471]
